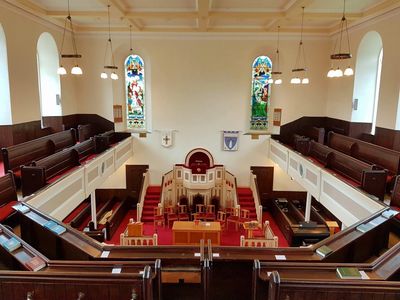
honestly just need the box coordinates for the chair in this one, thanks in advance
[216,211,226,230]
[166,206,179,227]
[205,204,216,221]
[193,204,206,220]
[224,199,234,217]
[226,207,240,230]
[178,204,190,221]
[238,209,250,229]
[153,206,165,227]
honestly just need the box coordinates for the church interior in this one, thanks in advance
[1,0,400,299]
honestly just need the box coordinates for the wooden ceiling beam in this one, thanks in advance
[197,0,210,31]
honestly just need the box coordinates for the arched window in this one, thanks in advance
[351,31,383,134]
[0,23,12,125]
[251,56,272,130]
[37,32,62,119]
[125,54,145,130]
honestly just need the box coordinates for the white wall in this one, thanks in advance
[325,8,400,129]
[0,23,12,125]
[0,1,78,124]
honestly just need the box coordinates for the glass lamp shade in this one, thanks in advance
[290,77,301,84]
[335,68,343,78]
[274,79,282,85]
[71,65,83,75]
[344,67,354,76]
[268,78,274,84]
[100,72,108,79]
[327,69,335,78]
[301,77,309,84]
[57,66,67,75]
[110,72,119,80]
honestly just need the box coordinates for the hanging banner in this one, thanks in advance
[161,130,173,148]
[223,131,239,151]
[250,56,272,131]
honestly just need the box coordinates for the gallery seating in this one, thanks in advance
[1,129,77,179]
[20,148,80,196]
[0,172,18,222]
[71,137,96,162]
[94,130,131,153]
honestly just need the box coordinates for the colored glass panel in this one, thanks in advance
[125,54,145,130]
[250,56,272,130]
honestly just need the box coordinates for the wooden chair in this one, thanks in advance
[178,204,190,221]
[216,211,226,230]
[205,204,216,221]
[238,209,250,229]
[193,204,206,220]
[153,206,165,227]
[166,206,179,227]
[226,207,240,230]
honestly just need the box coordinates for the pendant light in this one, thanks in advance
[290,7,309,85]
[270,26,283,85]
[327,0,353,78]
[57,0,83,76]
[101,4,118,80]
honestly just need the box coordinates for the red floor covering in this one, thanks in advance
[108,209,289,247]
[0,161,4,177]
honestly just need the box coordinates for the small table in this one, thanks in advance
[172,221,221,245]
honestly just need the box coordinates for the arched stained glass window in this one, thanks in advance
[251,56,272,131]
[125,54,145,130]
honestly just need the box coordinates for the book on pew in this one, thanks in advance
[356,223,375,233]
[336,267,362,279]
[1,237,21,252]
[0,234,9,245]
[382,210,398,219]
[316,245,333,257]
[24,256,46,272]
[43,220,66,235]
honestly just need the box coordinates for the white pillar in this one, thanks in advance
[304,192,312,222]
[91,192,97,229]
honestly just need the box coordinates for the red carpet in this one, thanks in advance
[108,209,290,247]
[0,161,4,177]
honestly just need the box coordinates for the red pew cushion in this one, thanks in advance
[0,200,18,221]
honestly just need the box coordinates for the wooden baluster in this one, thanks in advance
[77,292,85,299]
[131,288,137,300]
[26,291,34,300]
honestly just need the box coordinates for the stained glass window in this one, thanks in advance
[125,54,145,130]
[250,56,272,131]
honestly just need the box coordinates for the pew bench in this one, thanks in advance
[94,130,132,153]
[305,126,325,144]
[21,148,80,196]
[0,172,18,222]
[72,137,96,162]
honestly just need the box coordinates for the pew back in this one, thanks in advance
[0,172,17,207]
[47,128,77,152]
[327,131,356,155]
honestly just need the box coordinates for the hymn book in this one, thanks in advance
[2,237,21,252]
[316,245,333,257]
[43,220,66,235]
[336,267,362,279]
[24,256,46,271]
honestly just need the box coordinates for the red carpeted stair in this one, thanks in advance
[237,187,257,220]
[141,186,161,222]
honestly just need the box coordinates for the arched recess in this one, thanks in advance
[351,31,383,134]
[37,32,62,118]
[0,23,12,125]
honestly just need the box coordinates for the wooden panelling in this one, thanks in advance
[126,165,149,193]
[250,166,274,202]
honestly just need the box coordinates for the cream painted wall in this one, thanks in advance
[0,2,78,124]
[77,33,329,185]
[325,8,400,129]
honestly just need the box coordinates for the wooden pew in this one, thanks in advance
[0,265,155,300]
[72,137,96,162]
[16,203,102,260]
[292,134,310,155]
[0,172,18,222]
[308,140,333,166]
[266,271,400,300]
[20,148,80,196]
[328,131,400,186]
[77,124,96,142]
[328,149,387,200]
[1,129,77,180]
[94,130,132,153]
[304,126,325,144]
[0,223,48,271]
[390,175,400,219]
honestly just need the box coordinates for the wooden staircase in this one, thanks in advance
[141,186,161,222]
[237,187,257,220]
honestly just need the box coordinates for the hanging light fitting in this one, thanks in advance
[57,0,83,76]
[270,26,283,85]
[101,4,118,80]
[290,7,309,85]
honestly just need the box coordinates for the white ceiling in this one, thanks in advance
[5,0,400,34]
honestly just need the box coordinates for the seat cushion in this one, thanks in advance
[0,200,18,222]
